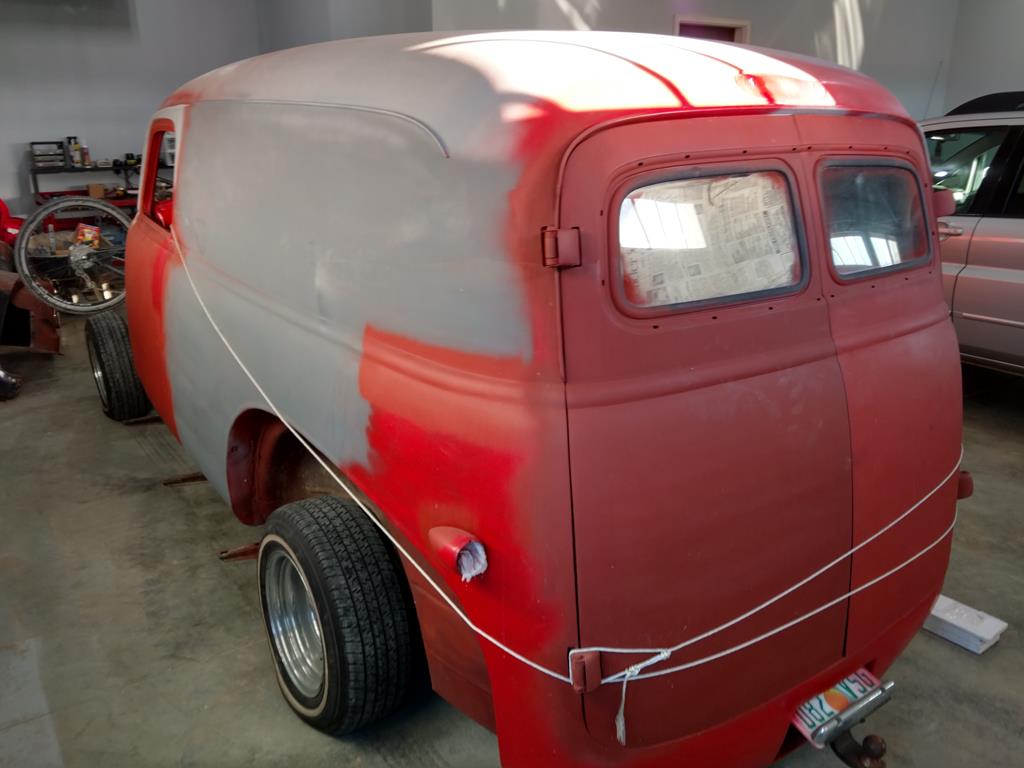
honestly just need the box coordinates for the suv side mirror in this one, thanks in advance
[933,188,956,218]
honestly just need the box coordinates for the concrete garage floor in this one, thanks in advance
[1,318,1021,768]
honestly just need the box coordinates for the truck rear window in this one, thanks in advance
[822,166,928,278]
[618,171,801,310]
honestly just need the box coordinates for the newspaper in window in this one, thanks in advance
[619,172,799,308]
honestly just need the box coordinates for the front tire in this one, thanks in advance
[85,312,150,421]
[258,496,417,734]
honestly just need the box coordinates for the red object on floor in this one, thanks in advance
[0,197,24,247]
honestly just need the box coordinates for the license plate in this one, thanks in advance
[792,668,881,747]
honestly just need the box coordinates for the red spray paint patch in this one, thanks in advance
[343,325,564,660]
[126,225,178,439]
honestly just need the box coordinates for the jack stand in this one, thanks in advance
[219,542,260,562]
[832,729,887,768]
[161,471,207,487]
[124,413,162,425]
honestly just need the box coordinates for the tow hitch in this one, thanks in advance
[818,679,894,768]
[832,729,887,768]
[793,670,894,767]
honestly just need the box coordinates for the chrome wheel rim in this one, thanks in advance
[86,333,108,410]
[264,547,324,699]
[14,198,130,315]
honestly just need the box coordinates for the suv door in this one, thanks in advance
[950,131,1024,372]
[924,123,1024,370]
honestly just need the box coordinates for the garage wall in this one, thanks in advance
[255,0,432,52]
[2,0,1014,217]
[943,0,1023,112]
[0,0,262,215]
[431,0,959,120]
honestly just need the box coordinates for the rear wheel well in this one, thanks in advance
[225,410,340,526]
[228,410,433,700]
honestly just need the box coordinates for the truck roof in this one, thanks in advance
[163,31,908,156]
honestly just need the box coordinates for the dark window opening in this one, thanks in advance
[146,131,175,230]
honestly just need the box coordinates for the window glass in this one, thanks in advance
[822,166,928,277]
[1003,162,1024,218]
[618,171,801,309]
[925,126,1009,213]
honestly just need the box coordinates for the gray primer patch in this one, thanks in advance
[164,99,532,497]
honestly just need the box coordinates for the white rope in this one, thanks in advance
[572,444,963,664]
[614,650,669,745]
[168,228,962,711]
[607,513,957,744]
[612,512,957,684]
[170,228,571,685]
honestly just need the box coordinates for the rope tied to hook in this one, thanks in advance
[615,649,670,746]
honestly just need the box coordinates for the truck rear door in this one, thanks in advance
[557,114,853,750]
[797,114,962,659]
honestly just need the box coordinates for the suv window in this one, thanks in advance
[617,170,801,310]
[822,165,928,278]
[1003,155,1024,217]
[925,126,1010,214]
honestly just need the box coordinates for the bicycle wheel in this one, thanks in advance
[14,196,132,315]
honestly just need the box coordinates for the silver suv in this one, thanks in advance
[922,92,1024,376]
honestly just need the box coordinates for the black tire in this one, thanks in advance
[258,496,417,734]
[85,311,150,421]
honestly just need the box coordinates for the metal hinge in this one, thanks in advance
[541,226,582,268]
[569,649,602,694]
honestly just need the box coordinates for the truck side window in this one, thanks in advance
[822,166,928,278]
[147,131,175,229]
[618,171,801,310]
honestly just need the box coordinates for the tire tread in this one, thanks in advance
[266,496,414,733]
[85,312,150,421]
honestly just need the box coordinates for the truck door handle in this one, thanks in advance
[938,222,963,240]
